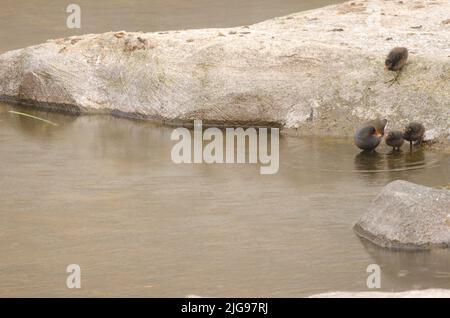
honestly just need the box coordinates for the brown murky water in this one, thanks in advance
[1,104,449,297]
[1,1,450,297]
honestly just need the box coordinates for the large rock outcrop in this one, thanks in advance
[0,0,449,142]
[354,180,450,250]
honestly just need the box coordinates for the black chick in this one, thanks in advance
[403,122,425,150]
[385,47,408,86]
[385,130,404,151]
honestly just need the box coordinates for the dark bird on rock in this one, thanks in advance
[385,130,404,151]
[385,47,408,71]
[403,122,425,150]
[385,47,408,86]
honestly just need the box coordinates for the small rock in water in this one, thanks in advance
[354,180,450,250]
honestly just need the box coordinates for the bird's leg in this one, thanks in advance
[414,137,423,146]
[409,141,413,151]
[385,70,401,87]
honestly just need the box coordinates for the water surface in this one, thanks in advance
[1,104,449,297]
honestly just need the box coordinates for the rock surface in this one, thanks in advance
[310,289,450,298]
[354,180,450,250]
[0,0,449,143]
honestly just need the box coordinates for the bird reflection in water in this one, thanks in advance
[355,148,427,173]
[354,151,384,172]
[404,148,426,169]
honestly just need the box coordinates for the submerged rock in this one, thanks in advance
[0,0,449,143]
[354,180,450,250]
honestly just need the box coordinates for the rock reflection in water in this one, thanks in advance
[359,238,450,290]
[5,105,77,139]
